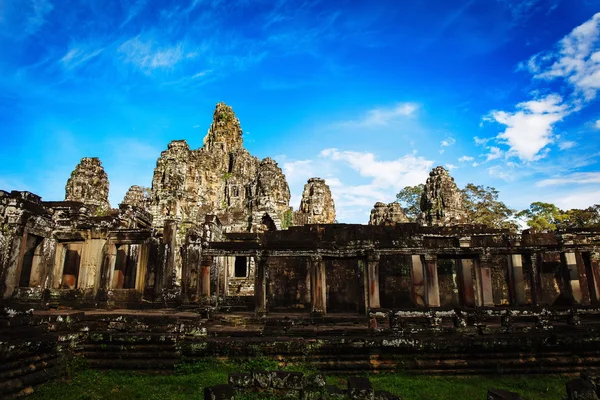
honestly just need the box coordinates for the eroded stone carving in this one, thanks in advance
[419,166,466,226]
[65,157,110,213]
[122,185,149,209]
[149,103,290,232]
[369,202,408,226]
[294,178,336,225]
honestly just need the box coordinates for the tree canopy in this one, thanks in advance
[461,184,517,231]
[395,184,424,221]
[517,203,600,231]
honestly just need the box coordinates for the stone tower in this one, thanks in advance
[65,157,110,213]
[294,178,336,225]
[419,166,466,226]
[369,202,408,225]
[149,102,291,232]
[121,185,149,209]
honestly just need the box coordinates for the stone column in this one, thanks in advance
[507,254,526,306]
[423,254,440,308]
[458,258,476,307]
[410,255,426,307]
[367,252,381,309]
[562,252,582,304]
[163,219,178,290]
[200,256,211,298]
[588,252,600,304]
[477,254,494,307]
[310,255,327,315]
[254,253,268,316]
[529,252,543,306]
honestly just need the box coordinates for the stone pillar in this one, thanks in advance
[458,258,476,307]
[507,254,526,306]
[423,254,440,308]
[163,220,178,290]
[477,254,494,307]
[529,252,543,306]
[200,256,211,298]
[310,255,327,315]
[410,255,426,307]
[367,252,381,309]
[254,253,268,316]
[588,252,600,304]
[562,252,582,304]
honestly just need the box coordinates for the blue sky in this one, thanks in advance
[1,0,599,223]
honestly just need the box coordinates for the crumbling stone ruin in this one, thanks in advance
[294,178,336,225]
[369,202,408,226]
[419,165,467,226]
[65,157,110,213]
[2,103,600,398]
[149,103,291,234]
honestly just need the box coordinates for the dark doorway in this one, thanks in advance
[113,244,139,289]
[19,235,43,287]
[234,256,247,278]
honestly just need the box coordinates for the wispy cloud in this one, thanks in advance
[0,0,54,40]
[60,45,104,70]
[118,36,191,73]
[536,172,600,187]
[458,155,474,162]
[335,103,418,128]
[486,94,568,161]
[525,12,600,101]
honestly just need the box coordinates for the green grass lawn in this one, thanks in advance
[29,358,569,400]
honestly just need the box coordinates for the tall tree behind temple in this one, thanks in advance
[562,206,600,228]
[461,184,518,232]
[517,203,600,231]
[395,184,424,222]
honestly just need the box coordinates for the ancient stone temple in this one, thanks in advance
[294,178,336,225]
[2,103,600,398]
[65,157,110,213]
[419,165,467,226]
[369,202,408,225]
[149,103,290,233]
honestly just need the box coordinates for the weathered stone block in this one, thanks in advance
[204,384,234,400]
[326,385,346,399]
[566,378,599,400]
[228,372,253,388]
[375,390,402,400]
[271,371,304,390]
[487,388,522,400]
[348,376,374,400]
[303,374,326,389]
[301,389,326,400]
[252,369,272,388]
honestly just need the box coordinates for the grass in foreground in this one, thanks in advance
[29,358,568,400]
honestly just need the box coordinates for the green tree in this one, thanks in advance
[461,184,518,231]
[395,184,424,221]
[516,202,568,231]
[561,205,600,228]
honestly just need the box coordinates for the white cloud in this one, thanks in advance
[485,146,504,161]
[282,160,315,185]
[558,141,576,150]
[536,172,600,187]
[440,137,456,147]
[446,163,458,170]
[118,36,190,72]
[458,155,474,162]
[474,136,491,146]
[60,46,104,70]
[488,165,514,181]
[336,103,418,127]
[596,120,600,129]
[487,94,567,161]
[552,190,600,210]
[320,148,432,189]
[526,13,600,101]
